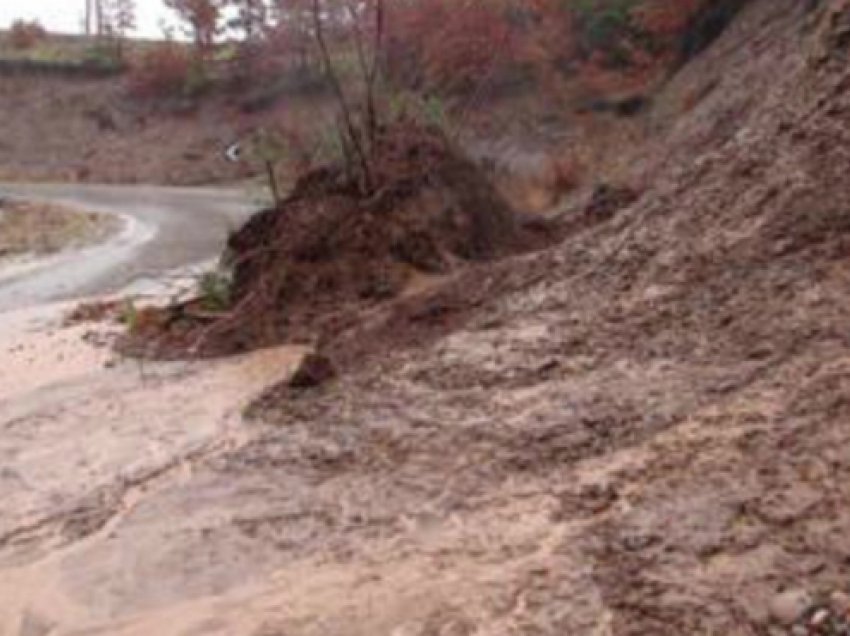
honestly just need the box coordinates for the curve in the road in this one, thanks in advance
[0,183,258,311]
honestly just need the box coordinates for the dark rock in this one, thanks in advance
[679,0,754,62]
[769,589,814,626]
[585,184,639,222]
[288,353,336,389]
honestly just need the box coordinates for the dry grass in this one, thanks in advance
[0,199,120,260]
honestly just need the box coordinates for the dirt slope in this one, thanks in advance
[246,0,850,632]
[2,1,850,634]
[0,74,261,185]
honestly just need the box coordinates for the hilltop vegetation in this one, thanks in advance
[0,1,749,189]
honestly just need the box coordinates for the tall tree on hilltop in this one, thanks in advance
[113,0,137,37]
[100,0,136,58]
[227,0,270,41]
[164,0,224,52]
[85,0,105,36]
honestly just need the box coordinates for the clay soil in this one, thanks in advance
[123,125,558,358]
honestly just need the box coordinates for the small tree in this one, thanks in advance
[98,0,136,59]
[8,19,47,50]
[84,0,105,36]
[128,42,193,98]
[113,0,137,37]
[308,0,385,193]
[226,0,270,41]
[164,0,224,53]
[265,0,318,75]
[386,0,514,95]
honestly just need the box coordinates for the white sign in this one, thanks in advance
[224,142,242,163]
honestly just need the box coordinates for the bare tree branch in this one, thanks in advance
[311,0,373,192]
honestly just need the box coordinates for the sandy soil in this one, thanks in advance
[0,302,307,635]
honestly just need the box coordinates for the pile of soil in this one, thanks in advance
[126,124,554,357]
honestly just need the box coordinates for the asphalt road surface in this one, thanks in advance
[0,183,258,311]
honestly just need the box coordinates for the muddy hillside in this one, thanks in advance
[2,0,850,634]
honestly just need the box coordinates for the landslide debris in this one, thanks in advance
[241,0,850,634]
[90,1,850,634]
[123,124,554,357]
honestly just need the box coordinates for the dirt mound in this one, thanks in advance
[126,125,552,356]
[229,127,520,297]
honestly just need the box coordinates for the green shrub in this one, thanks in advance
[198,270,232,311]
[82,43,124,72]
[572,0,637,65]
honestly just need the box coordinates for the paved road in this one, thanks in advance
[0,183,259,311]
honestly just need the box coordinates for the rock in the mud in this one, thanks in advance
[585,183,639,222]
[810,607,830,628]
[288,353,336,389]
[831,591,850,617]
[19,611,54,636]
[769,589,814,626]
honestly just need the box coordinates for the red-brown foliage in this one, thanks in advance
[387,0,516,94]
[127,43,193,98]
[383,0,707,98]
[8,19,47,50]
[633,0,703,36]
[164,0,222,51]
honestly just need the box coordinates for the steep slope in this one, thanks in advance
[1,1,849,634]
[0,74,224,184]
[0,72,323,185]
[245,0,850,632]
